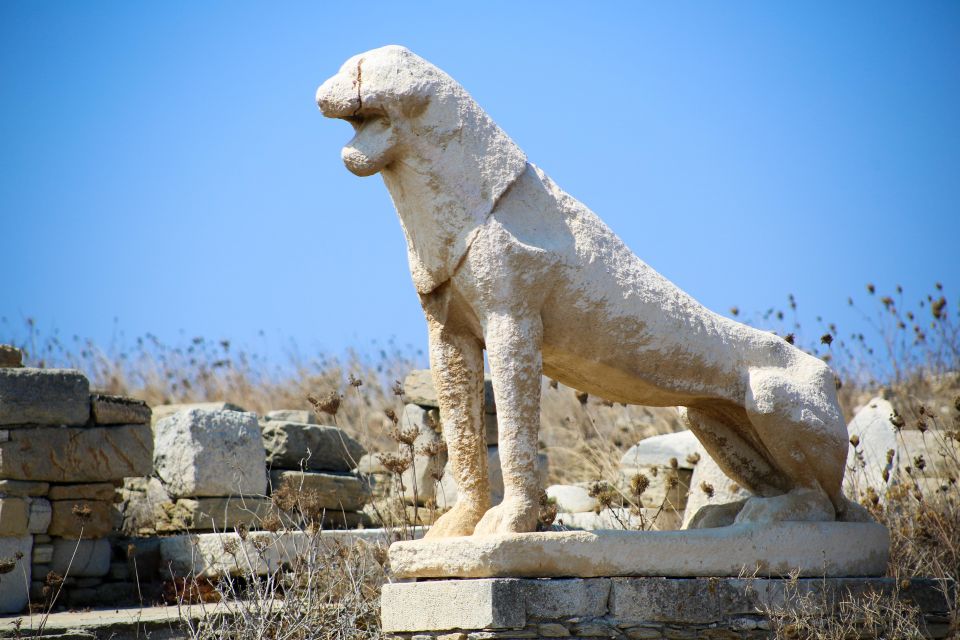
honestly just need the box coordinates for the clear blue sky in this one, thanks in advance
[2,2,958,366]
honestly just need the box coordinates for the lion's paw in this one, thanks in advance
[423,503,485,539]
[473,498,538,535]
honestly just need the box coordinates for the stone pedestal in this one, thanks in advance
[381,577,953,639]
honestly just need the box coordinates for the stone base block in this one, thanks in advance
[389,522,890,579]
[381,576,952,637]
[0,536,31,614]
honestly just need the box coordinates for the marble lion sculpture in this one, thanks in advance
[317,46,854,538]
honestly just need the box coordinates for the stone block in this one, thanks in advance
[401,404,446,505]
[32,543,53,564]
[27,497,51,534]
[0,536,31,613]
[270,470,370,511]
[90,393,151,425]
[154,409,266,498]
[0,423,152,482]
[47,483,118,501]
[554,507,681,531]
[47,500,118,538]
[403,369,496,414]
[381,579,526,632]
[265,409,317,424]
[438,446,548,508]
[0,345,22,368]
[0,498,28,535]
[389,522,890,579]
[682,443,750,528]
[50,537,110,577]
[621,430,701,471]
[154,496,272,533]
[150,401,246,427]
[0,480,49,497]
[546,484,597,513]
[262,420,365,472]
[0,368,90,426]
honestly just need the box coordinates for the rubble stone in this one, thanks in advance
[0,480,49,497]
[0,424,152,482]
[265,409,317,424]
[154,409,266,498]
[27,497,51,534]
[47,500,118,538]
[403,369,496,414]
[153,496,273,532]
[47,483,118,501]
[150,401,246,426]
[90,394,151,425]
[0,498,28,535]
[50,537,110,577]
[0,368,90,426]
[262,420,365,472]
[270,470,370,511]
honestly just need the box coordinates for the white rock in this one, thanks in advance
[844,397,899,497]
[264,409,317,424]
[546,485,597,513]
[0,536,31,613]
[682,443,751,529]
[389,522,890,579]
[150,401,246,427]
[154,409,267,498]
[27,497,51,534]
[437,447,548,508]
[401,404,446,505]
[620,430,701,471]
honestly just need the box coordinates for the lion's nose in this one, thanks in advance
[316,75,359,119]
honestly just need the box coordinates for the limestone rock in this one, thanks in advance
[47,483,117,501]
[845,397,899,497]
[32,543,53,564]
[438,447,548,508]
[90,394,151,425]
[0,424,152,482]
[682,443,751,529]
[389,522,890,579]
[154,497,273,533]
[150,401,246,427]
[50,537,110,577]
[620,430,700,471]
[264,409,317,424]
[404,369,496,414]
[0,536,31,613]
[0,368,90,426]
[270,470,370,512]
[154,409,267,498]
[0,480,49,497]
[27,497,51,534]
[47,499,118,538]
[0,345,22,368]
[0,498,28,535]
[546,485,597,514]
[261,420,365,473]
[356,453,389,475]
[401,404,447,505]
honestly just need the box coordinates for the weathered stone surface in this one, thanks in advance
[154,497,273,532]
[0,368,90,426]
[159,528,415,577]
[356,453,389,475]
[0,480,49,497]
[546,485,597,513]
[50,537,110,577]
[0,345,22,368]
[382,579,525,632]
[0,536,31,613]
[48,500,118,538]
[117,476,171,535]
[154,409,266,498]
[845,397,899,497]
[403,369,496,414]
[320,47,851,539]
[895,428,955,479]
[389,522,890,579]
[682,443,751,529]
[47,483,118,501]
[621,430,701,471]
[27,497,51,534]
[32,543,53,564]
[90,394,151,425]
[402,404,447,505]
[264,409,317,424]
[0,424,152,482]
[0,498,28,535]
[554,507,681,531]
[437,447,548,509]
[262,420,365,473]
[150,401,246,426]
[270,470,370,511]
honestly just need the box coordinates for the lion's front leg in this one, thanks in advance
[422,315,490,539]
[473,310,543,535]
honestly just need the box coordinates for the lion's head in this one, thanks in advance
[317,46,527,295]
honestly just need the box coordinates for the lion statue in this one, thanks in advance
[317,46,856,538]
